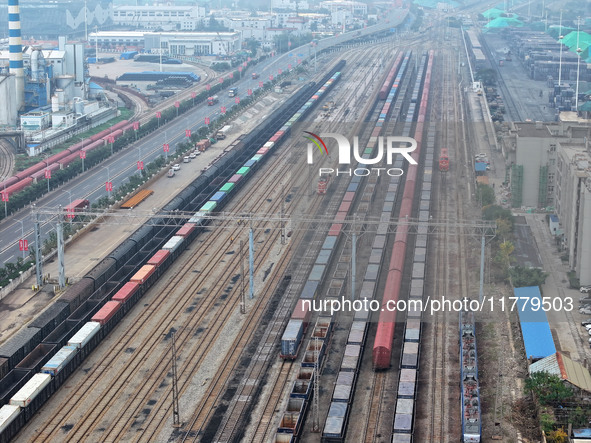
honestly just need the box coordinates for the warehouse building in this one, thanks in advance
[89,31,241,56]
[111,5,206,31]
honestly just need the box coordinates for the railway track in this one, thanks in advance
[0,139,14,182]
[424,31,465,443]
[181,44,391,442]
[24,124,323,442]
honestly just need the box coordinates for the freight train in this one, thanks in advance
[0,120,135,197]
[373,50,434,371]
[460,309,482,443]
[0,61,346,442]
[273,50,413,443]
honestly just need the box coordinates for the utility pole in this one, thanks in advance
[57,218,65,288]
[240,240,246,314]
[171,330,180,427]
[34,211,43,287]
[312,336,320,433]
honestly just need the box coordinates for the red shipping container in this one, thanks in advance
[338,201,351,213]
[91,301,121,325]
[256,147,269,155]
[176,223,196,238]
[147,250,170,267]
[269,135,280,143]
[130,265,156,284]
[291,300,311,332]
[112,282,140,303]
[334,212,346,223]
[328,223,342,236]
[343,191,355,202]
[228,174,243,184]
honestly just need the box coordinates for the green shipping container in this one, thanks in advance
[220,183,235,192]
[201,201,217,212]
[237,166,250,175]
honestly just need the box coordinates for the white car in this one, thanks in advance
[581,286,591,293]
[584,324,591,330]
[172,164,181,171]
[580,308,591,315]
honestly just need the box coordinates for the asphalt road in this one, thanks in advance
[0,9,409,267]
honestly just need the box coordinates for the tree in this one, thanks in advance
[509,266,548,287]
[245,38,260,56]
[310,22,318,32]
[525,371,573,407]
[476,183,495,206]
[496,218,513,241]
[482,205,514,227]
[494,240,514,280]
[475,68,497,86]
[547,428,568,443]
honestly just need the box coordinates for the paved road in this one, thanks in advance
[0,10,410,267]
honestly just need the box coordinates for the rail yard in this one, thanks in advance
[2,2,590,442]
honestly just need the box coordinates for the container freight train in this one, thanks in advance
[460,310,481,443]
[373,50,434,371]
[274,51,413,443]
[0,61,346,442]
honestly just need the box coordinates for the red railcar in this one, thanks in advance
[439,148,449,171]
[378,52,404,100]
[64,199,89,219]
[3,177,33,197]
[373,49,434,370]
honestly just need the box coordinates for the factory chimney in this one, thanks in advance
[8,0,25,111]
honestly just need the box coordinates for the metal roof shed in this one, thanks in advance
[515,286,556,361]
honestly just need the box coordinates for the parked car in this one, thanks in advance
[580,308,591,315]
[584,324,591,330]
[172,164,181,171]
[189,152,196,159]
[581,319,591,326]
[581,285,591,293]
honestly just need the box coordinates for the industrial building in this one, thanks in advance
[90,31,242,57]
[0,0,115,149]
[111,5,207,31]
[555,138,591,285]
[505,121,591,285]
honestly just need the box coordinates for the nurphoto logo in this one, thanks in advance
[304,132,418,177]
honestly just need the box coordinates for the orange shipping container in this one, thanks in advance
[112,282,140,303]
[91,301,121,325]
[130,265,156,284]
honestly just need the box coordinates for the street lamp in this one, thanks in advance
[17,219,26,259]
[136,147,143,175]
[575,16,582,112]
[103,165,112,199]
[64,189,72,207]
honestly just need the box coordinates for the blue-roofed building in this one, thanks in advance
[515,286,556,362]
[475,162,487,173]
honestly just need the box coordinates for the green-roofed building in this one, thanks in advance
[562,31,591,51]
[547,25,575,39]
[484,16,524,30]
[482,7,504,19]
